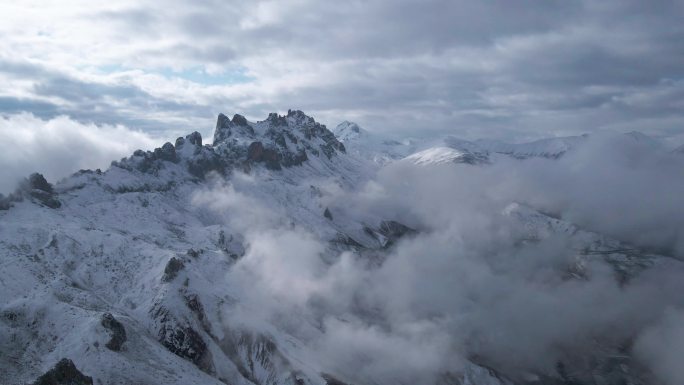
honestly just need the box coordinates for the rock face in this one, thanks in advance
[213,113,255,144]
[363,220,417,249]
[154,142,178,163]
[247,141,282,170]
[212,110,345,171]
[162,257,185,282]
[103,110,348,185]
[101,313,127,351]
[2,172,62,209]
[153,304,215,375]
[186,131,202,146]
[32,358,93,385]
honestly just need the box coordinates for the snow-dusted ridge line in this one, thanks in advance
[0,110,392,385]
[0,111,679,385]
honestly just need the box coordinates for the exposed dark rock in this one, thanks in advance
[153,142,178,163]
[362,221,417,249]
[30,190,61,209]
[267,129,288,148]
[220,331,289,384]
[187,248,200,258]
[175,136,186,147]
[186,149,226,178]
[159,324,214,374]
[32,358,93,385]
[10,173,62,209]
[152,304,215,375]
[287,109,304,118]
[456,150,490,165]
[185,293,211,334]
[324,208,333,220]
[332,234,365,250]
[281,148,308,167]
[266,112,288,126]
[216,113,231,130]
[247,141,282,170]
[101,313,126,351]
[247,141,264,161]
[28,173,53,193]
[186,131,202,146]
[377,220,417,241]
[214,113,255,145]
[162,257,185,282]
[231,114,248,126]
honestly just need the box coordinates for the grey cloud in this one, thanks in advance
[0,113,161,194]
[2,0,683,141]
[189,132,684,384]
[0,59,214,134]
[0,97,60,118]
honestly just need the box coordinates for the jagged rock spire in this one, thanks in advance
[213,113,255,145]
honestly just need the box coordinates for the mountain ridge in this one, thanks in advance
[0,110,681,385]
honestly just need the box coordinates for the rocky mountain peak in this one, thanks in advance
[231,113,248,126]
[213,113,256,145]
[334,121,365,143]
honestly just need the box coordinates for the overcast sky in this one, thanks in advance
[1,0,683,144]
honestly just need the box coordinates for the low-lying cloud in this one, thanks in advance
[191,133,684,384]
[0,113,162,194]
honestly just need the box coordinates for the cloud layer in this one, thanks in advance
[190,134,684,384]
[0,113,161,193]
[1,0,683,141]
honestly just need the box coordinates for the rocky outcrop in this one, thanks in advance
[213,110,346,170]
[32,358,93,385]
[184,293,212,334]
[101,313,127,351]
[154,307,215,375]
[247,141,282,170]
[186,131,203,147]
[162,257,185,282]
[378,220,417,241]
[213,113,256,145]
[218,330,291,385]
[153,142,178,163]
[108,110,348,184]
[1,173,62,210]
[231,113,249,127]
[27,173,61,208]
[161,325,212,372]
[363,220,417,249]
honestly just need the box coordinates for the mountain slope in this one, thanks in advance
[1,111,680,385]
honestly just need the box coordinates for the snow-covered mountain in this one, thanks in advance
[333,121,418,165]
[335,121,588,166]
[402,147,489,166]
[1,111,682,385]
